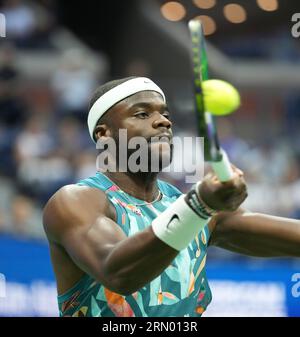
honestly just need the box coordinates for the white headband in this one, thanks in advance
[87,77,166,142]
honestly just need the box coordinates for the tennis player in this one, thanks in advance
[43,77,300,317]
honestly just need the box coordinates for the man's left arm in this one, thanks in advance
[209,209,300,257]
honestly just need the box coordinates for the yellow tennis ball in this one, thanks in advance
[202,79,241,116]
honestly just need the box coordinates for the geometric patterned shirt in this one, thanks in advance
[58,172,212,317]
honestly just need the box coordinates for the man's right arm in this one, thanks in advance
[43,185,179,296]
[43,167,247,296]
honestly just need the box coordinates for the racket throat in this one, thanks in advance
[204,112,222,161]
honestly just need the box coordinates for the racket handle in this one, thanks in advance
[211,149,234,182]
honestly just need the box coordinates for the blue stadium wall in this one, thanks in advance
[0,235,299,317]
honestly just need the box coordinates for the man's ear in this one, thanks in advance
[94,124,112,142]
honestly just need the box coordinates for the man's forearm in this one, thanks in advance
[103,194,211,295]
[102,226,178,295]
[211,211,300,257]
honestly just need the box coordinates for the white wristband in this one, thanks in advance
[151,195,211,251]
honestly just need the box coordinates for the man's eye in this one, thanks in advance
[135,112,148,118]
[163,112,171,120]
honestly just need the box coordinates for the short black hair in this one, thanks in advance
[89,76,137,141]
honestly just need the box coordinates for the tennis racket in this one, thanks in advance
[188,19,233,182]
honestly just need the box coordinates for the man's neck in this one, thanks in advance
[104,171,160,202]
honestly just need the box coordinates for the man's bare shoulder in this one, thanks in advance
[43,184,109,216]
[43,184,114,243]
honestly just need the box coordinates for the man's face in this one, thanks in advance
[100,90,173,172]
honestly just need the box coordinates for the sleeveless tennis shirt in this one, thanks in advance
[58,172,212,317]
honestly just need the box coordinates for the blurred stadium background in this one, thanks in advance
[0,0,300,316]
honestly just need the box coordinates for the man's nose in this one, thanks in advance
[152,113,172,129]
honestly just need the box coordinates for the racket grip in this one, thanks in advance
[211,149,234,182]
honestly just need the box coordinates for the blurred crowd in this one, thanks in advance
[0,0,300,246]
[0,0,102,239]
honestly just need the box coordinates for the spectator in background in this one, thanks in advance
[1,0,36,46]
[16,152,74,204]
[13,114,76,203]
[0,43,26,127]
[1,0,54,49]
[14,114,53,162]
[10,194,44,238]
[216,119,250,172]
[54,117,87,159]
[244,139,295,184]
[73,150,97,181]
[0,177,44,239]
[0,43,27,176]
[53,116,96,182]
[0,43,18,83]
[284,91,300,154]
[51,49,98,124]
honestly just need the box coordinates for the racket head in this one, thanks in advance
[188,19,221,162]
